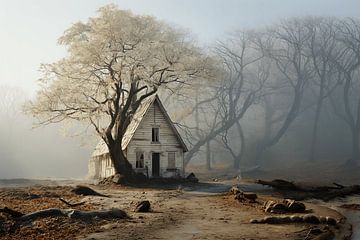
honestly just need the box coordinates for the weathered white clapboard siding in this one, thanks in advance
[88,95,187,179]
[126,101,184,177]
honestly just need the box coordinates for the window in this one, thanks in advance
[152,127,159,142]
[167,152,176,169]
[136,152,144,168]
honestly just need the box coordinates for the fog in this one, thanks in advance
[1,1,360,179]
[0,86,94,178]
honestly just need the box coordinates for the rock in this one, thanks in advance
[280,216,291,223]
[319,216,327,223]
[284,199,306,212]
[250,219,259,223]
[263,216,281,224]
[269,203,287,213]
[302,214,320,224]
[290,215,303,222]
[325,216,337,225]
[112,174,126,184]
[264,200,276,212]
[186,173,199,183]
[264,199,306,213]
[134,200,151,212]
[251,216,295,224]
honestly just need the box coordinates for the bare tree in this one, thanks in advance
[329,18,360,164]
[182,31,266,167]
[306,18,340,161]
[27,5,211,177]
[255,19,314,163]
[220,120,245,169]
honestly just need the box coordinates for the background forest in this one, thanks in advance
[2,15,360,179]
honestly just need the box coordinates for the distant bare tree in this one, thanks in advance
[305,18,340,161]
[255,19,314,163]
[182,31,266,168]
[0,85,27,121]
[329,18,360,164]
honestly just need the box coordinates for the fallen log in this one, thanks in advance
[0,207,24,218]
[256,179,360,201]
[257,179,300,191]
[23,208,127,224]
[1,207,128,223]
[250,214,337,225]
[71,185,109,197]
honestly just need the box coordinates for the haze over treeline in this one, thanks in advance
[178,17,360,171]
[2,5,360,178]
[0,85,93,178]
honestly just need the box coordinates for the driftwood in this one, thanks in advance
[263,199,306,213]
[250,214,337,225]
[59,198,85,207]
[256,179,360,201]
[71,185,109,197]
[0,207,24,218]
[1,207,128,224]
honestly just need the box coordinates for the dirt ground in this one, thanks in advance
[83,184,350,240]
[0,180,352,240]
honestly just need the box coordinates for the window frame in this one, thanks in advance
[135,151,145,169]
[152,127,160,143]
[167,152,176,170]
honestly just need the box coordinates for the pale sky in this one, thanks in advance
[0,0,359,94]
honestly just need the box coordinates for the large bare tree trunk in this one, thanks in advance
[108,141,133,177]
[308,92,324,161]
[256,85,303,163]
[206,140,211,171]
[350,126,360,163]
[233,122,245,170]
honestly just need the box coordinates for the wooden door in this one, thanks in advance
[152,153,160,177]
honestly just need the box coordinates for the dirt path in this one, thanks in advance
[0,181,351,239]
[82,185,314,240]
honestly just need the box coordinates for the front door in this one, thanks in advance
[152,153,160,177]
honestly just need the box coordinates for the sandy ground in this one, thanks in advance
[81,182,351,240]
[0,180,354,240]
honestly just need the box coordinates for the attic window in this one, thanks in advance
[136,152,144,168]
[152,127,159,143]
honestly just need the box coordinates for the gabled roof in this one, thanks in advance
[92,94,188,157]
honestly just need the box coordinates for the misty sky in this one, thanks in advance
[0,0,360,179]
[0,0,359,94]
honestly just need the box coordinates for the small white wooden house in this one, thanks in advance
[88,95,188,179]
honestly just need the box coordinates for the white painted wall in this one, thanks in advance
[90,100,185,179]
